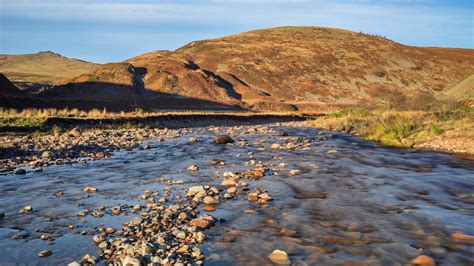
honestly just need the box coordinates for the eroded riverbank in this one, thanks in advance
[0,123,473,265]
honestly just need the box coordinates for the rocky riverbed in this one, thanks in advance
[0,123,473,265]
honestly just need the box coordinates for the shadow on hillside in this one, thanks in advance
[1,81,243,112]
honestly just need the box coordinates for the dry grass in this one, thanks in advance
[308,107,474,152]
[0,107,303,132]
[0,107,304,119]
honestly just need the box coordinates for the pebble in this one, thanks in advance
[270,143,281,149]
[213,134,235,144]
[19,206,33,213]
[411,255,436,266]
[188,164,199,172]
[268,249,290,265]
[450,232,474,243]
[203,196,220,205]
[121,256,140,266]
[41,151,53,158]
[38,250,53,257]
[221,179,237,187]
[13,168,26,175]
[190,218,211,228]
[288,169,300,176]
[203,205,216,212]
[82,187,98,193]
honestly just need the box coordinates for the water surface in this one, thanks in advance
[1,125,473,265]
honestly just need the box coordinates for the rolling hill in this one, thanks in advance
[1,27,473,111]
[0,51,98,91]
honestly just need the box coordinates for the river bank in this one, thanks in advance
[307,108,474,156]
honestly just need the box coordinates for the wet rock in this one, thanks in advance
[40,234,51,241]
[278,130,289,137]
[81,254,97,264]
[280,228,297,237]
[190,217,213,228]
[411,255,435,266]
[93,235,104,243]
[243,169,265,179]
[83,187,98,193]
[0,212,4,219]
[450,232,474,243]
[19,205,33,213]
[41,151,54,159]
[247,192,259,202]
[110,206,121,215]
[203,205,216,212]
[203,196,220,205]
[38,250,53,257]
[221,179,237,187]
[271,143,281,149]
[188,164,199,172]
[11,232,30,240]
[121,256,140,266]
[187,186,206,196]
[268,249,290,265]
[288,169,300,176]
[213,134,234,144]
[14,168,26,175]
[67,262,80,266]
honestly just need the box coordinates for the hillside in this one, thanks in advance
[0,51,98,90]
[2,27,473,112]
[175,27,474,111]
[0,73,24,95]
[444,74,474,102]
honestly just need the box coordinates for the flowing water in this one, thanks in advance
[0,124,473,265]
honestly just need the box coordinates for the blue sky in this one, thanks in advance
[0,0,472,63]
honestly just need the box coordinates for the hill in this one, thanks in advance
[444,74,474,102]
[175,27,474,111]
[0,73,24,95]
[0,51,98,91]
[2,27,473,112]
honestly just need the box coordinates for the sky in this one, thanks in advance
[0,0,472,63]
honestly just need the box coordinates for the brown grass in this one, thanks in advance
[307,107,474,154]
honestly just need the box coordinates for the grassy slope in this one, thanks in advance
[0,51,98,85]
[177,26,474,111]
[444,74,474,101]
[307,107,474,155]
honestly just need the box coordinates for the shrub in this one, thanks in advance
[378,113,420,140]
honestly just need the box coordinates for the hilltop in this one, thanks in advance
[0,51,98,91]
[1,27,473,111]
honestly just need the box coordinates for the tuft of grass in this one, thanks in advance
[330,107,369,118]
